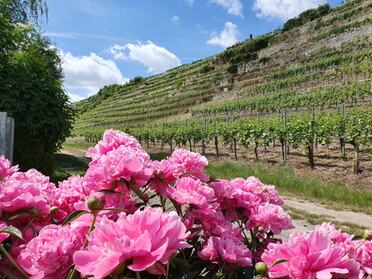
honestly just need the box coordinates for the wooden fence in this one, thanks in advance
[0,112,15,163]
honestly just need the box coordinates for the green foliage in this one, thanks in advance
[283,4,330,31]
[199,64,215,73]
[309,17,372,42]
[229,52,257,64]
[227,64,238,74]
[0,1,74,175]
[130,76,143,83]
[217,34,273,63]
[258,57,271,65]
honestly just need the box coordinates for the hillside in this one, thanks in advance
[73,0,371,132]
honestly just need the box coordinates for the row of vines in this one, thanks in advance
[81,108,371,174]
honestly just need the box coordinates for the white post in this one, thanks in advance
[6,117,14,163]
[0,112,15,164]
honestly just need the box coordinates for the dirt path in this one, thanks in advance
[60,149,91,165]
[283,197,372,228]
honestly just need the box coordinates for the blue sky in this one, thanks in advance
[42,0,342,103]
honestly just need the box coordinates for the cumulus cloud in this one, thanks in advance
[207,22,239,48]
[210,0,243,17]
[107,41,181,73]
[253,0,327,21]
[171,15,180,23]
[60,51,128,100]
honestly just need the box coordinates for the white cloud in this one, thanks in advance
[210,0,243,17]
[107,41,181,74]
[253,0,326,21]
[207,22,239,48]
[67,91,85,103]
[60,51,128,99]
[171,15,180,23]
[186,0,195,6]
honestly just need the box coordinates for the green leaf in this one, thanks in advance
[351,235,363,241]
[98,189,119,195]
[269,259,288,269]
[62,210,90,227]
[0,226,24,240]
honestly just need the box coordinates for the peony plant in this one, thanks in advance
[0,129,370,279]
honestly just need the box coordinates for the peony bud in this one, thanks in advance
[50,206,59,214]
[363,229,372,241]
[258,226,265,233]
[255,262,268,275]
[87,192,106,213]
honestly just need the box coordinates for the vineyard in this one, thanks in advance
[72,0,372,183]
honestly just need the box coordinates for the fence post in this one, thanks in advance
[0,112,15,163]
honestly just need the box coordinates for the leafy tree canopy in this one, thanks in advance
[0,0,74,175]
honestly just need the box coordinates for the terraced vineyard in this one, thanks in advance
[73,0,371,178]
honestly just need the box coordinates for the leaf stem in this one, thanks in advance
[0,244,29,279]
[67,212,98,279]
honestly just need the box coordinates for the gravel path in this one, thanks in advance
[283,197,372,228]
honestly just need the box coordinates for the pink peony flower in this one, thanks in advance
[154,149,209,185]
[246,203,294,237]
[198,232,252,267]
[262,230,360,279]
[52,175,91,223]
[198,236,219,263]
[74,207,191,278]
[210,177,284,223]
[11,169,56,204]
[209,179,237,207]
[0,155,18,181]
[315,223,371,275]
[231,177,284,207]
[168,177,216,212]
[190,208,235,237]
[0,221,10,243]
[352,240,372,275]
[0,178,50,216]
[86,129,145,161]
[85,145,154,191]
[315,223,354,243]
[17,224,85,279]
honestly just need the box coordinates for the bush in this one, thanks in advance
[199,64,215,73]
[227,64,238,74]
[283,4,330,31]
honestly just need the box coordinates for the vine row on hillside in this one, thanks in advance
[79,108,371,174]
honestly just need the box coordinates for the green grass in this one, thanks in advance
[206,159,372,215]
[50,153,89,183]
[149,152,169,161]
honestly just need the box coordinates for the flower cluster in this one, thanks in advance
[0,130,370,279]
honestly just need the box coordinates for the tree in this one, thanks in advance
[0,0,74,175]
